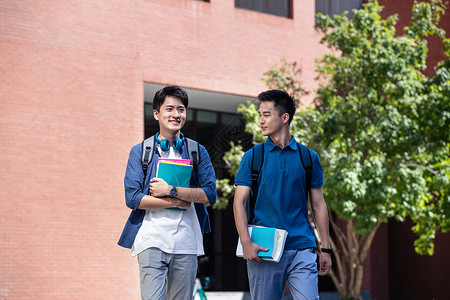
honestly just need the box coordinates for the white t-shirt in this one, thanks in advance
[132,145,204,257]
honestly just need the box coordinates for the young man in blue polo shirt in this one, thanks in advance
[118,85,216,300]
[233,89,332,300]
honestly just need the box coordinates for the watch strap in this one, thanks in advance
[321,247,333,254]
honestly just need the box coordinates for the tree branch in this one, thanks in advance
[329,219,347,295]
[406,162,440,176]
[360,221,381,263]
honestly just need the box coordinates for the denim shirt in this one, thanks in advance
[118,140,217,249]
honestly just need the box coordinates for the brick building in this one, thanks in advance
[0,0,448,299]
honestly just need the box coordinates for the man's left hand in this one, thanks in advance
[318,252,332,276]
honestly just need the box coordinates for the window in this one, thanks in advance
[316,0,362,20]
[235,0,292,18]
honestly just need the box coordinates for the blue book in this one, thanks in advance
[251,227,276,258]
[236,226,288,262]
[156,160,192,211]
[156,160,192,188]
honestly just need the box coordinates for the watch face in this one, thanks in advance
[171,187,177,197]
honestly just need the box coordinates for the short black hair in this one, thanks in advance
[257,89,296,124]
[153,85,189,112]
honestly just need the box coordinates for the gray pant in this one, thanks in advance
[137,248,198,300]
[247,248,319,300]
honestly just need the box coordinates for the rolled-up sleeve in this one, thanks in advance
[124,144,146,211]
[196,145,217,205]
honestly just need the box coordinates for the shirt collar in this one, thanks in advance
[265,135,297,151]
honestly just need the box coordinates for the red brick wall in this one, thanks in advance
[0,0,327,299]
[142,0,327,101]
[388,219,450,300]
[362,223,389,300]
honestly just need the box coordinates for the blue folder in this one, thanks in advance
[157,161,192,188]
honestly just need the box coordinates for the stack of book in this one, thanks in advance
[236,225,288,262]
[156,158,192,211]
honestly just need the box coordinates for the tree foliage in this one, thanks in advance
[217,1,449,298]
[314,0,449,256]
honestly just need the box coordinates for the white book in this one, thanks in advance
[236,225,288,263]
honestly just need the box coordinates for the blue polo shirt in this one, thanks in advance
[235,136,324,250]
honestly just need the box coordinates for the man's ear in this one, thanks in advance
[282,113,289,124]
[153,109,159,121]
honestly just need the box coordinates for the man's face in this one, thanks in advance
[153,96,186,134]
[258,101,287,136]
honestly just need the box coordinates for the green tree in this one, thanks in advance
[217,1,449,299]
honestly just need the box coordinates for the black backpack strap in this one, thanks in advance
[141,136,155,177]
[249,143,264,224]
[297,143,313,201]
[186,138,200,176]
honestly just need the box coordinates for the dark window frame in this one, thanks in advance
[315,0,362,20]
[235,0,293,19]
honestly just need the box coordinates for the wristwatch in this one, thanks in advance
[321,247,333,254]
[170,186,177,198]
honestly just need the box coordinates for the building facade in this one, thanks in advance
[0,1,328,299]
[1,0,448,299]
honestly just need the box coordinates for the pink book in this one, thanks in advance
[158,158,191,166]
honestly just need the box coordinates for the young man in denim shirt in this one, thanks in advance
[118,85,216,300]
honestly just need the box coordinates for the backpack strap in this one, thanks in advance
[185,138,200,176]
[297,143,313,201]
[141,135,156,177]
[249,143,264,224]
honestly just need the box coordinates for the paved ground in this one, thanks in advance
[194,291,350,300]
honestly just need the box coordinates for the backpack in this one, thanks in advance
[141,135,200,177]
[248,142,313,224]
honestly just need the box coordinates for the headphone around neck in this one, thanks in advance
[155,132,185,152]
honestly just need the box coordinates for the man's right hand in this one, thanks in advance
[242,241,268,262]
